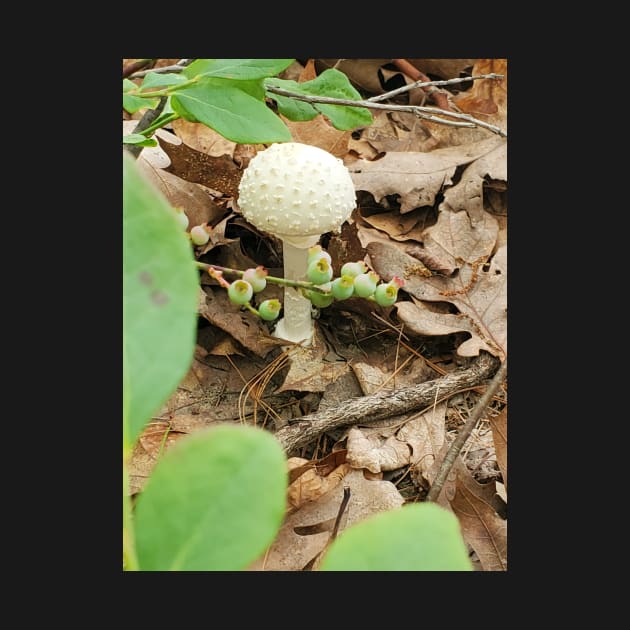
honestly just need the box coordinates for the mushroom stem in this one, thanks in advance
[273,238,318,346]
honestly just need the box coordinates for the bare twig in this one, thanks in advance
[425,359,507,503]
[264,86,507,137]
[274,352,500,453]
[391,59,454,111]
[124,96,168,159]
[123,59,155,79]
[129,59,193,79]
[368,74,504,103]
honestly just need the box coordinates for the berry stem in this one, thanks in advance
[195,262,331,295]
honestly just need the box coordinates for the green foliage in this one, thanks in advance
[140,72,188,90]
[122,59,372,142]
[122,133,158,147]
[171,79,291,143]
[183,59,294,81]
[123,154,198,446]
[123,78,158,113]
[319,503,473,571]
[265,69,374,130]
[134,425,287,571]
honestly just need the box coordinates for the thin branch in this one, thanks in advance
[265,86,507,137]
[129,59,193,80]
[425,358,507,503]
[123,59,155,79]
[274,352,500,453]
[367,74,504,103]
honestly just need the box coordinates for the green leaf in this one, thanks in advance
[266,68,373,130]
[171,80,291,143]
[122,134,158,147]
[123,154,198,445]
[141,72,188,90]
[319,503,473,571]
[264,78,319,121]
[123,78,158,113]
[134,425,288,571]
[183,59,294,81]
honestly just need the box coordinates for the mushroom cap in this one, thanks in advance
[237,142,356,243]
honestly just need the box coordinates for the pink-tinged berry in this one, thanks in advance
[258,299,281,321]
[307,245,332,266]
[307,283,334,308]
[307,258,334,285]
[227,279,253,305]
[190,223,212,246]
[340,260,367,278]
[353,271,379,298]
[331,275,355,300]
[242,266,268,293]
[174,208,189,230]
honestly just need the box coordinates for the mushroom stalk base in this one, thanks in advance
[273,238,319,346]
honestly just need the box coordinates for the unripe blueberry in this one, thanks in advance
[227,279,253,305]
[353,271,379,298]
[258,299,281,321]
[331,275,355,300]
[190,223,211,246]
[340,261,367,278]
[307,258,334,285]
[307,245,332,266]
[307,283,334,308]
[242,266,268,293]
[374,284,398,306]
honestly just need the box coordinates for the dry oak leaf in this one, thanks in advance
[346,402,447,475]
[489,408,507,491]
[449,463,507,571]
[171,118,237,158]
[440,140,506,224]
[275,326,350,393]
[348,136,505,213]
[247,468,404,571]
[368,232,506,360]
[199,288,285,358]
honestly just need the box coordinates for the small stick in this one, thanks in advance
[274,352,500,453]
[123,59,155,79]
[425,359,507,503]
[391,58,454,111]
[368,74,504,103]
[128,59,193,79]
[264,86,507,137]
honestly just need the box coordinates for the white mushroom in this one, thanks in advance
[238,142,356,346]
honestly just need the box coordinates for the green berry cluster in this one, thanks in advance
[305,246,404,308]
[212,245,405,322]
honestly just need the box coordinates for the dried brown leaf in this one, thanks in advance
[346,427,411,473]
[440,140,506,223]
[348,136,505,213]
[158,138,242,198]
[454,59,507,124]
[407,59,478,80]
[489,408,507,491]
[360,111,438,155]
[282,114,351,158]
[199,288,285,357]
[369,233,506,359]
[450,464,507,571]
[315,59,391,94]
[135,157,224,229]
[276,327,350,393]
[247,469,404,571]
[171,118,237,158]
